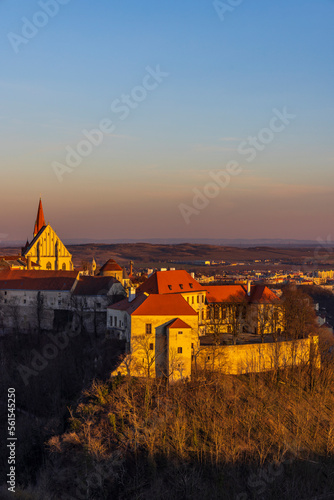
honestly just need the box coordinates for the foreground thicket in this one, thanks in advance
[11,340,334,500]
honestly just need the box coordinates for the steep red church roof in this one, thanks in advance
[33,198,46,237]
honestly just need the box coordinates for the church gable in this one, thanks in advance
[24,225,73,271]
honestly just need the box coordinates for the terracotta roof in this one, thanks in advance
[206,285,245,303]
[0,270,78,291]
[72,276,119,296]
[168,318,192,329]
[99,259,123,273]
[109,293,198,316]
[137,270,203,295]
[246,285,279,303]
[205,284,279,304]
[34,198,46,236]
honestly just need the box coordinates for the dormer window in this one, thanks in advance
[189,283,193,288]
[168,285,172,290]
[179,284,184,290]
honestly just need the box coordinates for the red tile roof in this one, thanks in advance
[206,284,279,304]
[137,270,203,295]
[247,285,279,303]
[206,285,245,303]
[0,270,78,291]
[72,276,120,295]
[109,293,198,316]
[168,318,192,329]
[99,259,123,273]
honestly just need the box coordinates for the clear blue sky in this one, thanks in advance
[0,0,333,242]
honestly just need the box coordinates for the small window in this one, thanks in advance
[189,283,193,288]
[110,317,113,326]
[192,296,194,304]
[177,347,182,354]
[168,285,172,290]
[149,343,154,350]
[119,320,121,327]
[46,262,51,270]
[178,331,183,335]
[58,300,61,306]
[114,317,117,326]
[197,295,199,303]
[179,284,184,290]
[62,263,66,270]
[187,297,189,303]
[146,323,152,335]
[4,291,7,296]
[23,299,26,304]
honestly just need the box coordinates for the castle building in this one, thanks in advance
[21,199,73,271]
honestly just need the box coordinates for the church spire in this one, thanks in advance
[33,198,46,237]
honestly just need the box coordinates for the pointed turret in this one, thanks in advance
[33,198,46,237]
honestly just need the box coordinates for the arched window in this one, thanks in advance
[46,262,51,270]
[62,263,66,270]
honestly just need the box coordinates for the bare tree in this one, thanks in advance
[282,286,317,339]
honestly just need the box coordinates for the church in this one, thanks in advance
[21,199,74,271]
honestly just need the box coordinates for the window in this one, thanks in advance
[186,297,189,303]
[168,285,172,290]
[58,300,61,306]
[189,283,193,288]
[149,343,154,350]
[214,307,219,320]
[110,317,113,326]
[119,320,122,327]
[197,295,199,303]
[178,331,183,335]
[145,323,152,334]
[62,263,66,270]
[114,316,117,326]
[46,262,51,270]
[177,347,182,354]
[179,284,184,290]
[191,343,194,349]
[23,300,26,304]
[192,296,194,304]
[227,325,232,333]
[4,291,7,295]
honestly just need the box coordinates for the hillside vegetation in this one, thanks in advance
[7,345,334,500]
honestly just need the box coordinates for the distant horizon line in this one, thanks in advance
[0,237,332,248]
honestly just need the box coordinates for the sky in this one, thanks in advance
[0,0,333,243]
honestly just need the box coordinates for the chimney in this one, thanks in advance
[128,287,136,302]
[130,260,133,276]
[247,280,251,296]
